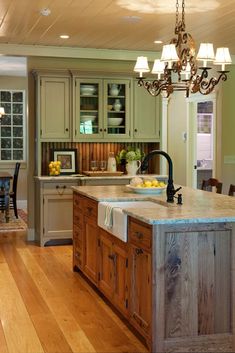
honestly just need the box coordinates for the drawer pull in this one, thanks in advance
[75,251,81,258]
[135,248,143,255]
[134,231,144,240]
[86,206,93,214]
[56,185,66,195]
[108,254,116,261]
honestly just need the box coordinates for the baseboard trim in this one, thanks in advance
[27,228,35,241]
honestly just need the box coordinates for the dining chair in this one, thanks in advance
[228,184,235,196]
[0,162,21,218]
[201,178,223,194]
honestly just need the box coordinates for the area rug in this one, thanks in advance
[0,209,27,231]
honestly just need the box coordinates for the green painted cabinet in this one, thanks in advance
[39,75,71,141]
[73,77,131,141]
[133,80,161,141]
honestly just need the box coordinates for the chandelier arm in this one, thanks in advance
[199,72,228,95]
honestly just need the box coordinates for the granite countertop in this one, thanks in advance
[72,184,235,225]
[35,174,167,181]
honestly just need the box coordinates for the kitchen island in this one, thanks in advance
[72,184,235,353]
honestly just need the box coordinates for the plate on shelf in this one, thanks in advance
[126,184,166,194]
[81,115,96,122]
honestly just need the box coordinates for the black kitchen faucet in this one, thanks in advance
[141,150,182,203]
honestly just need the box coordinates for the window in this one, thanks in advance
[0,90,25,161]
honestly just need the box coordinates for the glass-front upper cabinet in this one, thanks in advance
[74,78,131,141]
[103,79,130,140]
[74,78,103,140]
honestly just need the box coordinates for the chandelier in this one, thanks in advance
[134,0,232,98]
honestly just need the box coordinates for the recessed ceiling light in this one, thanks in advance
[40,8,51,16]
[60,35,70,39]
[154,40,163,44]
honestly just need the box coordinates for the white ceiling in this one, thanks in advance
[0,0,235,75]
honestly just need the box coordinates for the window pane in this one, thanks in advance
[13,127,23,137]
[13,138,23,148]
[1,103,11,114]
[1,115,11,125]
[13,104,23,114]
[1,139,11,148]
[1,150,11,160]
[0,90,25,162]
[13,92,23,102]
[13,150,23,160]
[1,91,11,102]
[1,127,11,137]
[13,115,23,125]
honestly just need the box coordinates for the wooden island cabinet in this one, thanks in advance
[72,185,235,353]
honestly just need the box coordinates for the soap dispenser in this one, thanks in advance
[107,152,117,172]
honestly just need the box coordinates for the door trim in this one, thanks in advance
[186,93,217,188]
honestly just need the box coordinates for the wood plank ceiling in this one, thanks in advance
[0,0,235,53]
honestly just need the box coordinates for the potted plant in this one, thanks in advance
[116,147,144,175]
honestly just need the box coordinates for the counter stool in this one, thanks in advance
[228,184,235,196]
[201,178,223,194]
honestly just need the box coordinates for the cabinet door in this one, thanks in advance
[129,244,152,337]
[99,230,114,300]
[104,79,131,140]
[73,78,103,140]
[40,76,71,141]
[43,194,73,244]
[113,241,129,315]
[133,80,161,141]
[83,216,98,284]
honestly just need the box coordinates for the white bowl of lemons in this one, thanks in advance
[126,177,166,194]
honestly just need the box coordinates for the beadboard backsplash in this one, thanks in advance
[41,142,160,175]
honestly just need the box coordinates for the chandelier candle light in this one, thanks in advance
[134,0,232,97]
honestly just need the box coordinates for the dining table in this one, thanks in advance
[0,172,13,223]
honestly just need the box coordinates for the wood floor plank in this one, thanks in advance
[0,230,147,353]
[19,249,96,352]
[0,319,9,353]
[0,263,44,353]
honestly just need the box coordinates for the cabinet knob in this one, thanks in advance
[104,128,107,132]
[134,231,143,239]
[134,128,138,132]
[65,128,69,132]
[99,128,103,132]
[135,248,143,255]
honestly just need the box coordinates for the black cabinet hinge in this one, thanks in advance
[125,299,128,308]
[98,272,101,281]
[126,258,128,268]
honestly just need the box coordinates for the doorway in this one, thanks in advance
[186,94,216,189]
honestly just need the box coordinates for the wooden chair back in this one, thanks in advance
[228,184,235,196]
[201,178,223,194]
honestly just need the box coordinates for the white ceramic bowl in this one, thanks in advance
[108,117,123,126]
[80,85,96,95]
[81,115,96,122]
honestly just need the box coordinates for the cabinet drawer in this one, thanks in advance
[73,193,85,211]
[43,182,75,195]
[83,198,97,220]
[73,224,83,242]
[128,218,152,251]
[73,211,83,228]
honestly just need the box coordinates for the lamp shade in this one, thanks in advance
[152,59,165,74]
[197,43,215,61]
[214,47,232,65]
[161,44,179,62]
[134,56,150,73]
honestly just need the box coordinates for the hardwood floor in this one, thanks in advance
[0,230,148,353]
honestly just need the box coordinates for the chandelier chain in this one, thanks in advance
[175,0,179,27]
[182,0,185,26]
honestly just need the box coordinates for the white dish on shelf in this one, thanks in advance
[126,184,166,194]
[81,115,96,122]
[80,85,96,95]
[108,117,123,126]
